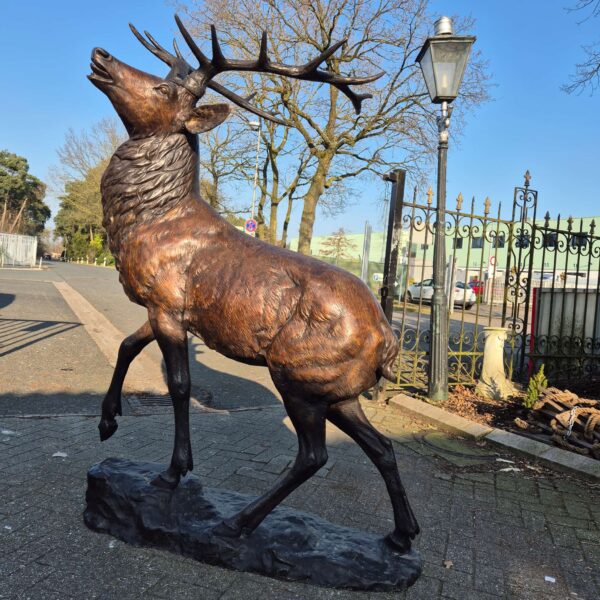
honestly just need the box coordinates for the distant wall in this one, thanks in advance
[0,233,37,267]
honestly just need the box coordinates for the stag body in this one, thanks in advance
[89,17,419,552]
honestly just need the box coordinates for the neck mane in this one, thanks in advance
[101,132,198,250]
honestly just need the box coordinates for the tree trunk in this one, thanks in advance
[210,174,220,210]
[269,200,280,245]
[267,150,281,245]
[8,200,27,234]
[297,154,333,255]
[256,158,269,240]
[281,195,294,249]
[256,189,267,239]
[0,199,7,231]
[268,174,280,245]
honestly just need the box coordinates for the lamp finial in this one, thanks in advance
[434,16,453,36]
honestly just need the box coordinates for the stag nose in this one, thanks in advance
[92,47,112,61]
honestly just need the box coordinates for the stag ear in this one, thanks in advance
[185,103,230,133]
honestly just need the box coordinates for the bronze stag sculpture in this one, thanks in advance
[88,15,419,553]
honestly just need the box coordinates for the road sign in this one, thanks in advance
[245,218,257,235]
[489,255,496,267]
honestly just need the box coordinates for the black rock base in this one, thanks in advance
[84,458,423,591]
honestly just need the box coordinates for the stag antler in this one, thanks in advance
[130,22,287,126]
[175,17,383,115]
[131,15,383,123]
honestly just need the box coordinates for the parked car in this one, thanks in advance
[468,280,485,296]
[403,279,476,309]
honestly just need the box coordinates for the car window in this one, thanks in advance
[456,282,465,289]
[421,279,433,286]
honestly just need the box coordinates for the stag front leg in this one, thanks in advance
[149,312,192,490]
[326,397,420,553]
[99,320,155,441]
[216,395,327,536]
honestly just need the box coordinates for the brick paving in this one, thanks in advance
[1,404,599,600]
[1,263,599,599]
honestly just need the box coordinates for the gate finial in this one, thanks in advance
[426,186,433,205]
[524,170,531,188]
[456,192,463,211]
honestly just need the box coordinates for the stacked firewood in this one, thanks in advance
[514,388,600,459]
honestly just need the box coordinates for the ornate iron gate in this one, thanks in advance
[506,178,600,383]
[388,185,516,391]
[501,172,538,380]
[386,171,600,393]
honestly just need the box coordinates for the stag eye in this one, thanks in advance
[154,84,172,97]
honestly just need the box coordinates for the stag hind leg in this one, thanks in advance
[327,397,420,553]
[215,394,328,537]
[99,320,155,441]
[149,312,193,490]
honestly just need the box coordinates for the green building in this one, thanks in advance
[291,215,600,294]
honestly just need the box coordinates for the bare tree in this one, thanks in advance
[197,118,256,212]
[179,0,490,254]
[253,119,313,243]
[52,119,125,248]
[563,0,600,94]
[53,118,124,184]
[319,227,357,264]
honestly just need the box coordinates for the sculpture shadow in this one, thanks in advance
[0,336,280,417]
[0,316,81,358]
[0,293,16,309]
[183,337,281,410]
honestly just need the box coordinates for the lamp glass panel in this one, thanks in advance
[418,45,437,102]
[430,40,471,99]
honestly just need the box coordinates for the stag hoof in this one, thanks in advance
[150,468,181,490]
[213,517,244,538]
[98,418,118,441]
[384,531,413,554]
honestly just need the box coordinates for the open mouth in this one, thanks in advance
[89,60,112,83]
[88,50,113,84]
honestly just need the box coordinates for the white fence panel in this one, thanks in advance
[0,233,38,267]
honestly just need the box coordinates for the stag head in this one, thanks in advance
[88,14,383,138]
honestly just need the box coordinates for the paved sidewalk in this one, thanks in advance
[1,404,599,600]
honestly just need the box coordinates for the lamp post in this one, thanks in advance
[249,120,261,223]
[416,16,475,401]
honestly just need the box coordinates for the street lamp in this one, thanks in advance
[249,120,261,225]
[416,16,475,402]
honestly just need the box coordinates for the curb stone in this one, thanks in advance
[389,393,600,480]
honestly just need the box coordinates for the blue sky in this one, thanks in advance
[0,0,598,239]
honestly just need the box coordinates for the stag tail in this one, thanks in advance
[377,326,400,383]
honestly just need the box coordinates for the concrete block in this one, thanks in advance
[538,447,600,480]
[389,394,493,439]
[484,429,551,457]
[390,395,600,480]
